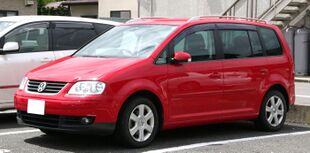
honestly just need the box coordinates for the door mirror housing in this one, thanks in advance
[173,52,191,63]
[3,42,19,52]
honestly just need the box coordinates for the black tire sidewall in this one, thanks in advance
[116,97,159,148]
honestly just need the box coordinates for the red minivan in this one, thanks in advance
[15,17,295,147]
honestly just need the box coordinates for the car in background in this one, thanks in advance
[0,16,119,111]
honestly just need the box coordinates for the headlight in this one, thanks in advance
[68,81,105,95]
[19,77,28,90]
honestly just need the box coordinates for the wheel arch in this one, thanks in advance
[264,84,290,111]
[116,90,165,131]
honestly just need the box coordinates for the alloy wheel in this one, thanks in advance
[265,95,284,127]
[128,104,155,142]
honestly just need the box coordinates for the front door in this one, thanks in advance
[167,24,223,122]
[0,22,55,108]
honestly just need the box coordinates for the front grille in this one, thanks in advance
[27,80,67,94]
[17,111,93,128]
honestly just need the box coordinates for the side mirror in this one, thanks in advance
[172,52,191,63]
[3,42,19,52]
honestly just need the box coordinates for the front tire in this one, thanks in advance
[255,90,287,131]
[115,97,159,148]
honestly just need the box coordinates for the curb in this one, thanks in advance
[286,105,310,125]
[295,77,310,83]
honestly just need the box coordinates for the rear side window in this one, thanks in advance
[52,22,97,50]
[258,27,282,56]
[219,30,252,59]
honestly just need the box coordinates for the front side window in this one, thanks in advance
[173,30,215,62]
[75,25,177,58]
[52,22,97,50]
[258,27,282,56]
[5,22,49,52]
[219,30,252,59]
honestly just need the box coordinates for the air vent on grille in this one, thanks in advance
[27,80,67,94]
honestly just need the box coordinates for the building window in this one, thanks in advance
[0,10,18,17]
[110,10,131,19]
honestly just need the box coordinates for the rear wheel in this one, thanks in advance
[255,90,287,131]
[115,97,159,148]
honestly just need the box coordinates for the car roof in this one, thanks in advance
[0,15,120,25]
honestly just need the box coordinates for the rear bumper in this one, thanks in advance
[17,111,115,135]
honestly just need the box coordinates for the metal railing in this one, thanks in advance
[222,0,281,19]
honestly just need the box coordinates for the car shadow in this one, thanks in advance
[0,112,23,130]
[24,121,310,153]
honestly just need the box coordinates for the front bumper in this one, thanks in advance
[17,111,115,135]
[14,94,118,123]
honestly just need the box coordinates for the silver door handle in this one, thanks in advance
[40,58,53,63]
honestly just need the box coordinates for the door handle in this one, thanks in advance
[260,69,268,75]
[209,72,221,79]
[40,57,53,63]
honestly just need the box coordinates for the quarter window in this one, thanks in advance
[248,31,263,57]
[5,22,49,52]
[173,30,216,62]
[219,30,252,59]
[258,27,282,56]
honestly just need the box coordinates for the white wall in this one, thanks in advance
[139,0,236,18]
[98,0,236,18]
[98,0,138,18]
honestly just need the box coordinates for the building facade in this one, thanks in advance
[97,0,235,19]
[139,0,235,18]
[98,0,138,19]
[62,0,98,18]
[0,0,37,17]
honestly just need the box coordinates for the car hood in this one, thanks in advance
[27,56,144,82]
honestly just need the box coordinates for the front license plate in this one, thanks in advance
[27,99,45,115]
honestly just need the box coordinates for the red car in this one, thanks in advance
[15,17,295,147]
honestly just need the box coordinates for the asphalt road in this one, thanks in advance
[0,82,309,153]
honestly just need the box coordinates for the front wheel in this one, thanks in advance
[114,97,159,148]
[255,90,287,131]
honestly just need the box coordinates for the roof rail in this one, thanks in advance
[187,16,267,24]
[126,17,168,23]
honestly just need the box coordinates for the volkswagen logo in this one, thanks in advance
[37,82,47,93]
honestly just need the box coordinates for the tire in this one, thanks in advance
[114,96,159,148]
[255,90,287,131]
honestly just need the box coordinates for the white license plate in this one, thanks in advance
[27,99,45,115]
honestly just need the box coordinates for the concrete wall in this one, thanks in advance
[70,4,98,17]
[139,0,236,18]
[98,0,138,18]
[0,0,37,15]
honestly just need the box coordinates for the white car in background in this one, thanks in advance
[0,16,119,111]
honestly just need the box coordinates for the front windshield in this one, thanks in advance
[0,21,15,32]
[75,25,177,58]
